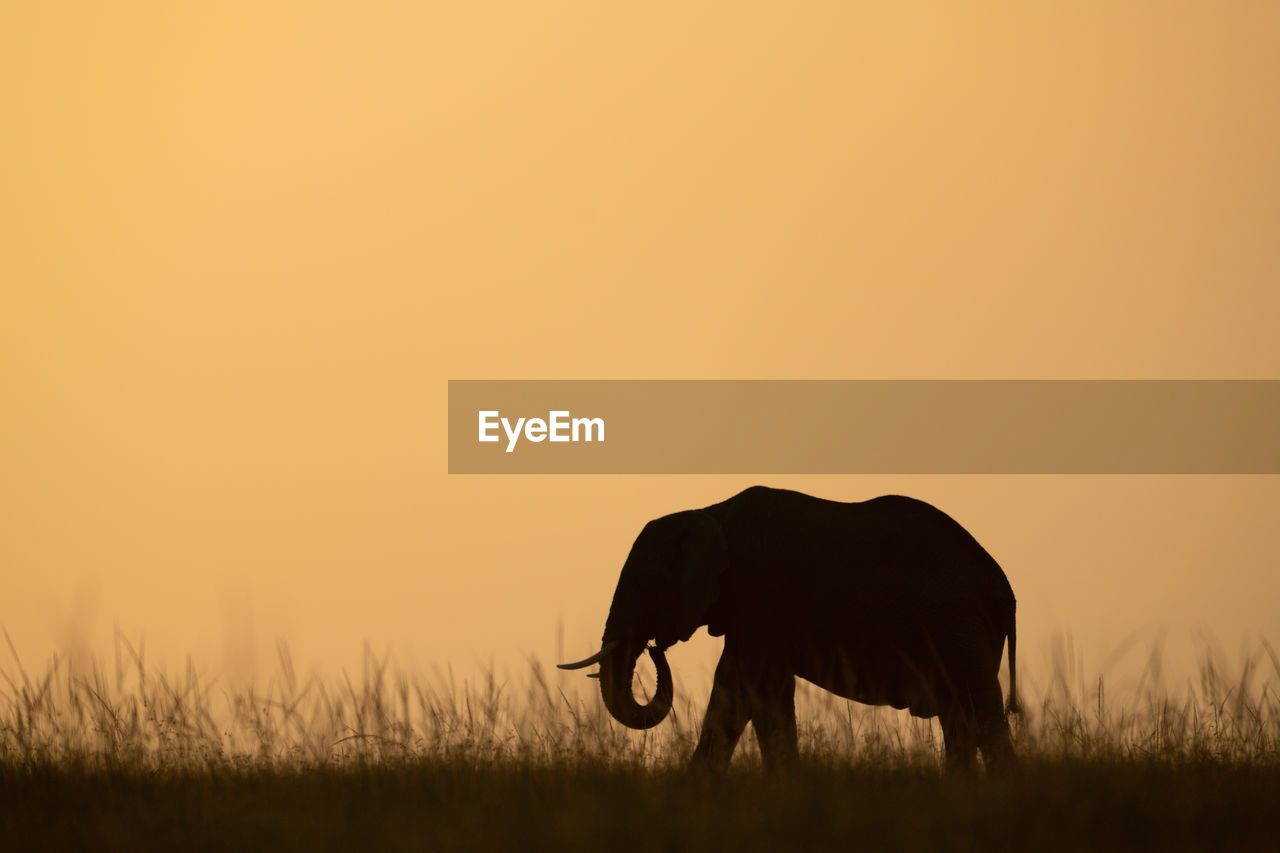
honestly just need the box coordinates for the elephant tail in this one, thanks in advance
[1005,606,1022,715]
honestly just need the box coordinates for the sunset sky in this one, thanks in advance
[3,3,1278,698]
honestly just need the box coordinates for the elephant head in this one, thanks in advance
[558,510,727,729]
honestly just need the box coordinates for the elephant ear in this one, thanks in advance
[654,510,728,649]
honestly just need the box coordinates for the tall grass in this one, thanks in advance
[3,629,1279,772]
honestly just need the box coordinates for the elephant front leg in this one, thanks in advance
[749,669,799,772]
[690,654,751,772]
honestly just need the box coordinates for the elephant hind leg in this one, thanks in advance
[940,708,978,772]
[974,681,1017,772]
[942,681,1016,774]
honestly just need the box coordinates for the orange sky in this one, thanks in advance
[2,3,1278,693]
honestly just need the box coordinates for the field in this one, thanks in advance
[3,633,1279,852]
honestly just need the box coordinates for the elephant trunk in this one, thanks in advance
[598,642,673,730]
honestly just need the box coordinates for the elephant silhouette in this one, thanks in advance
[560,486,1019,771]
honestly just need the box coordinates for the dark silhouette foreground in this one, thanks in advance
[561,486,1019,771]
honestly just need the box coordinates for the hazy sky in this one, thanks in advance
[3,3,1278,694]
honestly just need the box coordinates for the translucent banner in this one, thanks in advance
[447,381,1280,474]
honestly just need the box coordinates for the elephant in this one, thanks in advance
[559,486,1020,772]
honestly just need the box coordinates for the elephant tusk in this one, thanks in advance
[557,640,621,670]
